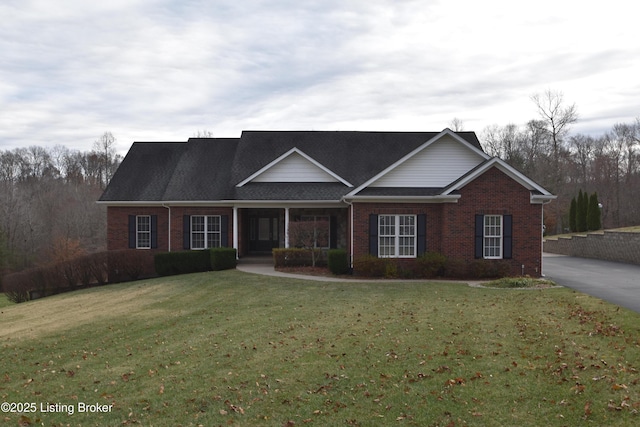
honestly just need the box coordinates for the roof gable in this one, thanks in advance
[442,157,555,203]
[349,129,489,195]
[236,147,353,187]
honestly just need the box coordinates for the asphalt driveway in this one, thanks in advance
[543,253,640,313]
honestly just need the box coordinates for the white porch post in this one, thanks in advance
[284,207,290,248]
[233,206,239,258]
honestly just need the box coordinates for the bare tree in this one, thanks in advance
[92,132,121,189]
[193,129,214,138]
[448,118,464,132]
[531,89,578,233]
[569,134,595,187]
[288,219,329,267]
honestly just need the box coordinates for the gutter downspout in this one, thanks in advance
[162,204,171,252]
[341,197,354,268]
[540,199,553,276]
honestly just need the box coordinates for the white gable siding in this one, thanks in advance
[371,135,484,187]
[253,152,339,183]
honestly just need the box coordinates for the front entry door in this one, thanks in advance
[249,214,280,253]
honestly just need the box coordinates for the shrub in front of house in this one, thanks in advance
[108,250,156,283]
[273,248,326,267]
[210,248,237,271]
[469,259,512,279]
[352,254,388,277]
[416,251,447,278]
[154,250,212,276]
[3,250,156,303]
[327,249,350,275]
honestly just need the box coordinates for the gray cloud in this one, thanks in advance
[1,0,638,152]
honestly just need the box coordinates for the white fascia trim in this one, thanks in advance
[96,200,235,207]
[441,157,554,198]
[232,200,346,208]
[344,195,461,203]
[346,128,490,197]
[531,194,557,204]
[98,200,347,208]
[236,147,353,187]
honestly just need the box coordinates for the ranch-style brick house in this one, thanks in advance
[98,129,555,276]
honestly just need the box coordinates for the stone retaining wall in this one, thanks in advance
[543,231,640,265]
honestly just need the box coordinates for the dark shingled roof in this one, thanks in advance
[99,130,483,202]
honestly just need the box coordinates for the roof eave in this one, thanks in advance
[344,195,461,203]
[531,194,557,204]
[97,199,347,208]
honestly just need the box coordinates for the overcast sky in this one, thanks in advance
[1,0,638,154]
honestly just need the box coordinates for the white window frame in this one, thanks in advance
[483,215,503,259]
[191,215,221,249]
[136,215,151,249]
[378,215,416,258]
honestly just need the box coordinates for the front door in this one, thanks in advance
[249,212,280,253]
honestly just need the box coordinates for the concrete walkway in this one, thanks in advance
[236,258,484,285]
[236,262,367,282]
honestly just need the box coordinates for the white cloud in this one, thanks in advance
[0,0,638,152]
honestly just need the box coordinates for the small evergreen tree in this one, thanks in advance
[576,190,588,232]
[587,192,601,231]
[569,197,577,232]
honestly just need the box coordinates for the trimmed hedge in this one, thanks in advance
[352,254,388,277]
[327,249,349,275]
[273,248,326,267]
[210,248,237,271]
[416,251,447,278]
[2,250,156,303]
[154,250,211,277]
[154,248,238,276]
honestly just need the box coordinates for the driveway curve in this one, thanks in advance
[543,253,640,313]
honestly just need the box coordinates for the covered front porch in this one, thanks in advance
[233,206,349,257]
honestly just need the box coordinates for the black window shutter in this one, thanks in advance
[474,214,484,259]
[417,214,426,256]
[503,215,513,259]
[369,214,378,256]
[220,215,229,247]
[183,215,191,250]
[330,216,337,249]
[151,215,158,249]
[128,215,136,249]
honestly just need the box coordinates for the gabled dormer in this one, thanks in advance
[236,147,353,187]
[347,129,489,196]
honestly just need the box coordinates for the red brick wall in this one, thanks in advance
[448,167,543,276]
[107,206,169,251]
[351,166,544,277]
[106,206,234,252]
[352,203,444,260]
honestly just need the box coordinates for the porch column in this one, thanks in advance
[284,207,290,248]
[233,206,239,258]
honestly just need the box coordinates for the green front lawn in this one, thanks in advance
[1,271,639,426]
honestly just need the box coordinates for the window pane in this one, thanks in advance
[483,215,502,258]
[378,215,416,258]
[191,216,204,232]
[208,216,220,232]
[136,216,151,249]
[206,216,221,248]
[191,216,205,249]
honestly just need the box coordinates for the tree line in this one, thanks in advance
[477,90,639,234]
[0,132,121,271]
